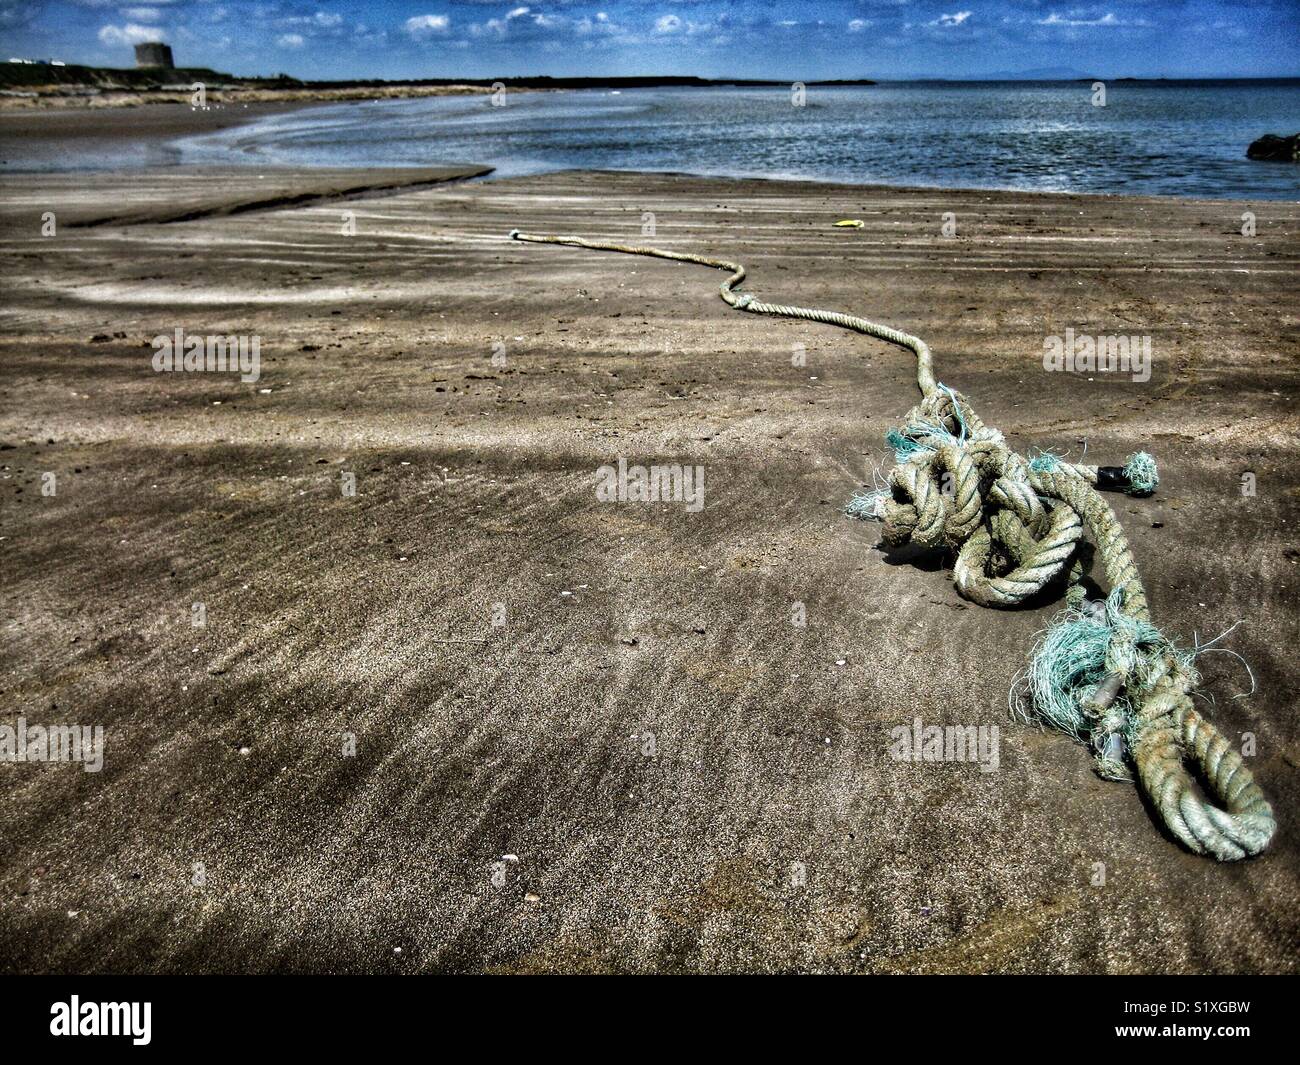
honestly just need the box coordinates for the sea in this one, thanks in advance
[16,81,1300,200]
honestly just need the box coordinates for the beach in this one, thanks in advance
[0,100,363,172]
[0,84,502,113]
[1,163,1297,973]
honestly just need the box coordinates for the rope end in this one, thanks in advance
[1095,451,1159,496]
[1122,451,1159,496]
[845,489,887,523]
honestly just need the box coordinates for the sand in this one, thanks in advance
[0,101,322,170]
[0,166,492,228]
[0,85,498,113]
[0,166,1297,973]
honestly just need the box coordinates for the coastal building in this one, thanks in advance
[134,42,174,69]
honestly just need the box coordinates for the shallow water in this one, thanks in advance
[24,82,1300,199]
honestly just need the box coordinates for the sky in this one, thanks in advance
[1,1,1296,80]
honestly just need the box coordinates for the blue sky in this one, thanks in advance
[2,1,1296,80]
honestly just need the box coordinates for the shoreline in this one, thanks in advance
[0,98,326,155]
[508,165,1296,206]
[2,155,1287,211]
[0,83,505,112]
[3,99,1295,204]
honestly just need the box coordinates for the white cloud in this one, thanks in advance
[648,13,721,41]
[119,6,161,21]
[463,5,705,48]
[276,33,304,48]
[97,22,165,45]
[405,14,450,39]
[1037,13,1118,27]
[279,12,344,29]
[473,6,540,37]
[848,18,872,32]
[930,11,971,28]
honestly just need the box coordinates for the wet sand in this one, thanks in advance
[0,101,324,170]
[0,167,1297,973]
[0,166,492,228]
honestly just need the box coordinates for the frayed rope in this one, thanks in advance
[884,420,962,464]
[845,488,888,521]
[1012,589,1196,779]
[1123,451,1159,495]
[1027,450,1064,474]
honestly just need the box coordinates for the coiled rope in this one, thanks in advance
[509,228,1276,861]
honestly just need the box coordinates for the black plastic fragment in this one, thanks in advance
[1096,466,1128,491]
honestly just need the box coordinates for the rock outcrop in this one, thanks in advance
[1246,133,1300,162]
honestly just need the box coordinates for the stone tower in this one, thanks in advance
[133,42,175,69]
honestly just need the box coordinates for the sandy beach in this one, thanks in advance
[0,85,502,113]
[1,165,1297,973]
[0,100,342,172]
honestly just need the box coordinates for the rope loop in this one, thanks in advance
[1130,664,1276,859]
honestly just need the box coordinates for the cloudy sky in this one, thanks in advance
[1,1,1295,80]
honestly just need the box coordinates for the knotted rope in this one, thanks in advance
[509,229,1276,861]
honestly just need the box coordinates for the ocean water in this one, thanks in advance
[29,82,1300,199]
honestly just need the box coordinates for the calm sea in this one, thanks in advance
[22,82,1300,199]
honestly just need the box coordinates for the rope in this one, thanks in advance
[508,230,938,396]
[509,228,1276,861]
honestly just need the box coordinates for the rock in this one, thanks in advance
[1246,133,1300,162]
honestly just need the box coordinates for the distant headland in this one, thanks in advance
[0,59,877,110]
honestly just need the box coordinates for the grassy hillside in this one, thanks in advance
[0,63,295,90]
